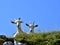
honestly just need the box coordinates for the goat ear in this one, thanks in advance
[11,21,15,24]
[34,25,38,27]
[26,24,29,26]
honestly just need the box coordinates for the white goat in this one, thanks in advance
[26,22,38,33]
[11,18,23,37]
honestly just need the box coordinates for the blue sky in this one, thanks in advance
[0,0,60,36]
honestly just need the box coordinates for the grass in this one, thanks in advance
[0,31,60,45]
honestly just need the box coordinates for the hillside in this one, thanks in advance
[0,31,60,45]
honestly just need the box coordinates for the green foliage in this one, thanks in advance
[0,38,5,43]
[1,31,60,45]
[7,37,14,41]
[14,31,60,45]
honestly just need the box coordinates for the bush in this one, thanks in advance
[7,31,60,45]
